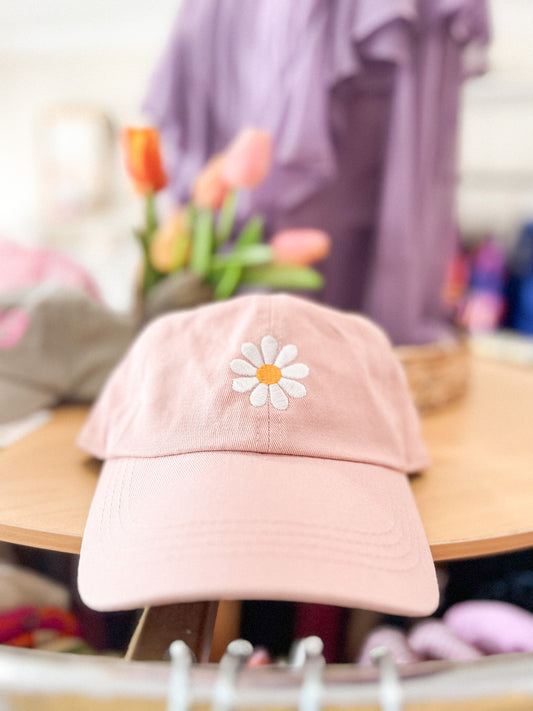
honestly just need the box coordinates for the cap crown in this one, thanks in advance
[79,294,428,473]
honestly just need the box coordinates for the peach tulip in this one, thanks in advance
[149,208,191,273]
[222,128,273,189]
[192,154,230,210]
[122,127,167,195]
[270,229,331,266]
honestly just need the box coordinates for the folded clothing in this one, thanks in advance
[0,285,134,424]
[358,626,422,667]
[444,600,533,655]
[0,605,90,653]
[0,562,69,612]
[357,600,533,664]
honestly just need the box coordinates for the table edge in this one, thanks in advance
[431,529,533,562]
[0,523,82,555]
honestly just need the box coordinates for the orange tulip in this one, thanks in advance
[192,153,230,210]
[270,229,331,266]
[122,127,167,195]
[149,208,191,273]
[222,128,273,189]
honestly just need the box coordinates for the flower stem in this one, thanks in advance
[215,190,237,246]
[190,208,214,278]
[145,191,158,235]
[140,192,162,293]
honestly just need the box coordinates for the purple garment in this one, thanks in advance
[144,0,489,344]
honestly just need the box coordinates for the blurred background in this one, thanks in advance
[2,0,533,663]
[1,0,531,315]
[1,0,181,310]
[457,0,532,244]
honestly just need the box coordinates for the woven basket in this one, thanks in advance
[394,336,471,413]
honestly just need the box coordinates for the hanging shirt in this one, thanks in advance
[143,0,489,344]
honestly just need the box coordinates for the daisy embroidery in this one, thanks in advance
[230,335,309,411]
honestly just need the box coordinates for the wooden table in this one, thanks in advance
[1,358,532,563]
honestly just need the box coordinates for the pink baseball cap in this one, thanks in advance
[77,294,438,615]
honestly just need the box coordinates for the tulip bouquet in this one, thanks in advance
[122,127,330,308]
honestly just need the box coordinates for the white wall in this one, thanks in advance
[458,0,533,244]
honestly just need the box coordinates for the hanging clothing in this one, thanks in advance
[143,0,489,344]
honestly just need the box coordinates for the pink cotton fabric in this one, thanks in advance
[0,240,100,299]
[444,600,533,654]
[408,619,482,661]
[358,626,422,666]
[77,294,437,614]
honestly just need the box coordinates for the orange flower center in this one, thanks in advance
[256,364,281,385]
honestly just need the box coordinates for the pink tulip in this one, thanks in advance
[270,229,331,266]
[222,128,273,189]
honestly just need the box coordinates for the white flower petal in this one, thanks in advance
[233,376,258,393]
[230,358,257,376]
[269,383,289,410]
[261,335,278,364]
[241,342,263,367]
[274,344,298,368]
[281,363,309,379]
[278,377,306,398]
[250,382,268,407]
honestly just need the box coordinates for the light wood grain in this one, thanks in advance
[0,359,532,561]
[413,358,533,561]
[0,406,93,553]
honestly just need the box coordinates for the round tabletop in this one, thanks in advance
[1,358,532,561]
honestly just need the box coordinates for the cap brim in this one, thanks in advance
[78,452,438,616]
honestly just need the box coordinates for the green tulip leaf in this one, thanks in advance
[240,265,324,291]
[214,261,243,300]
[233,244,273,266]
[235,217,264,249]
